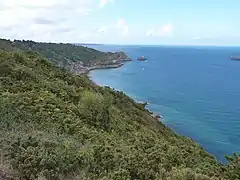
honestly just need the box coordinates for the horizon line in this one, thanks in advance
[2,38,240,47]
[76,43,240,47]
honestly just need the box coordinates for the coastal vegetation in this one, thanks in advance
[0,39,239,179]
[0,39,129,74]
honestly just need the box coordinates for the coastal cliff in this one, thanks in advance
[68,50,130,74]
[0,38,239,180]
[0,39,131,75]
[70,61,124,75]
[87,63,124,70]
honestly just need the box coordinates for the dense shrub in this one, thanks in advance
[0,49,239,180]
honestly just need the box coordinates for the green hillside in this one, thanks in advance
[0,49,239,179]
[0,39,128,70]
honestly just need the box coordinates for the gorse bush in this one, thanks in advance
[79,91,112,131]
[0,50,239,179]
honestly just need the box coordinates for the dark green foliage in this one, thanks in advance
[224,153,240,180]
[7,135,93,180]
[0,39,119,68]
[79,91,112,131]
[0,50,239,179]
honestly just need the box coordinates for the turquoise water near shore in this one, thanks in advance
[89,45,240,162]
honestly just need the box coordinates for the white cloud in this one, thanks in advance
[99,0,114,8]
[192,36,201,40]
[1,0,57,8]
[79,18,129,43]
[94,26,108,38]
[115,18,129,37]
[96,26,108,33]
[162,24,173,36]
[146,24,173,37]
[146,29,154,37]
[0,0,132,44]
[0,0,98,42]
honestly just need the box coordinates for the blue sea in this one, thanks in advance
[89,45,240,162]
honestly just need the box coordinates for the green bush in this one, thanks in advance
[0,47,239,180]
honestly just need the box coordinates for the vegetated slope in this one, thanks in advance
[0,50,239,180]
[0,39,128,69]
[0,39,20,52]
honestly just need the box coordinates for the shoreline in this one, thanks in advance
[71,51,164,120]
[88,63,227,164]
[89,69,164,121]
[86,57,132,72]
[85,58,132,75]
[71,57,132,75]
[70,62,125,75]
[87,63,124,71]
[136,101,163,120]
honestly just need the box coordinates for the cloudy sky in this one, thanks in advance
[1,0,240,45]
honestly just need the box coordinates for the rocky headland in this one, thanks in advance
[69,51,131,74]
[0,39,132,75]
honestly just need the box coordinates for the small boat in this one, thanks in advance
[137,56,147,61]
[231,56,240,61]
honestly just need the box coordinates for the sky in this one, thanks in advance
[0,0,240,45]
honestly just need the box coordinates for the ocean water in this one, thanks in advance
[89,45,240,162]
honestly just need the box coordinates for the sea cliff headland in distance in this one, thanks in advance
[0,38,239,179]
[0,39,132,75]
